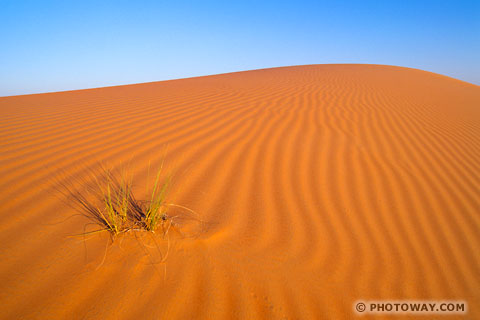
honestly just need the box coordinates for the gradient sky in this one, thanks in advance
[1,0,479,96]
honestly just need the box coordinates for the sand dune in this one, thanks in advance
[0,64,479,319]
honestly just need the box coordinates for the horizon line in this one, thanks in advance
[2,63,477,98]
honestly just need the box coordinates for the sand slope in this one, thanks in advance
[0,65,479,319]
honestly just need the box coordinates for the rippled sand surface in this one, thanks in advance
[0,65,479,319]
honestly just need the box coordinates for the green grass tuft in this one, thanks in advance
[60,162,197,239]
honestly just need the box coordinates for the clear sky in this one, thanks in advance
[1,0,479,96]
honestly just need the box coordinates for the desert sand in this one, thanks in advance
[0,64,479,319]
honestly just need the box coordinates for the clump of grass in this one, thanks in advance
[60,162,197,240]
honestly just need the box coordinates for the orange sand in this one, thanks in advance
[0,65,479,319]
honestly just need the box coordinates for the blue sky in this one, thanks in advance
[1,0,479,96]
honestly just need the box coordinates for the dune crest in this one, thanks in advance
[0,64,479,319]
